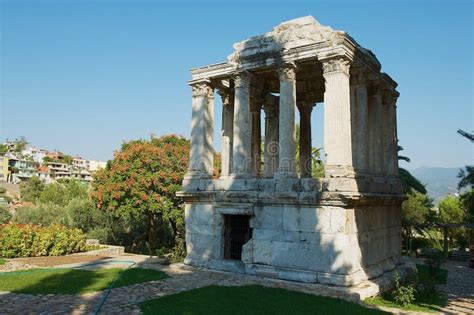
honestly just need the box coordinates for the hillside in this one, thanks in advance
[410,167,462,203]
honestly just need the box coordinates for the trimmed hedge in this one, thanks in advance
[0,223,87,258]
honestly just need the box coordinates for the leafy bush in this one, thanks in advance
[416,269,437,298]
[391,272,416,307]
[0,223,87,258]
[424,248,443,273]
[86,227,112,244]
[20,176,45,202]
[39,180,88,207]
[0,205,12,224]
[14,203,66,226]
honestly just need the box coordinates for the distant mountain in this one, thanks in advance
[410,167,461,203]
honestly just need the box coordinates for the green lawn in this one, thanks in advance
[0,267,168,294]
[365,264,448,313]
[365,294,446,313]
[139,285,386,315]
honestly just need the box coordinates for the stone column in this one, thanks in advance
[218,87,234,178]
[250,104,262,177]
[277,63,297,177]
[298,102,314,178]
[350,69,369,174]
[186,79,214,178]
[322,58,354,177]
[263,98,279,178]
[383,90,399,176]
[231,71,252,178]
[372,91,384,175]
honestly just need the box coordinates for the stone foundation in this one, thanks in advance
[179,177,404,288]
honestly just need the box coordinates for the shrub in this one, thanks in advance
[0,206,12,224]
[86,227,112,244]
[391,272,416,307]
[0,223,87,258]
[14,203,66,226]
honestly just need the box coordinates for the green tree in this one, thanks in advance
[0,144,8,155]
[13,136,27,153]
[438,195,466,224]
[398,146,427,194]
[295,123,324,178]
[457,165,474,190]
[401,191,433,251]
[14,203,65,226]
[437,195,468,248]
[20,176,45,202]
[458,165,474,222]
[91,135,189,254]
[63,155,73,165]
[39,180,88,206]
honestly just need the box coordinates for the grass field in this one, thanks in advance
[365,264,448,313]
[139,285,386,315]
[0,267,168,294]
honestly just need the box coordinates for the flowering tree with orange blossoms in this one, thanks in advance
[91,135,189,253]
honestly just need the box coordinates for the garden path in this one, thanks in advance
[2,256,472,314]
[439,260,474,314]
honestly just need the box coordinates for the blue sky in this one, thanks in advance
[1,0,473,169]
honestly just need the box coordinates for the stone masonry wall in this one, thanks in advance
[184,200,401,287]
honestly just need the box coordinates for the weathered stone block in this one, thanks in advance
[279,269,318,283]
[282,206,330,233]
[253,239,272,265]
[186,223,217,236]
[253,229,300,243]
[254,206,283,230]
[185,203,214,226]
[191,233,215,259]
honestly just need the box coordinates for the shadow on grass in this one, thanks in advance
[0,267,168,294]
[139,285,387,315]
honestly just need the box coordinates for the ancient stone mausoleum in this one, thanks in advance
[178,16,406,287]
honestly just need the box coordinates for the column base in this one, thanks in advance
[324,165,356,178]
[184,170,212,180]
[275,170,298,179]
[228,172,256,179]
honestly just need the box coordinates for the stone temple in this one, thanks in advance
[178,16,409,288]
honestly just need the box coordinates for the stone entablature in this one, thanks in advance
[179,16,406,289]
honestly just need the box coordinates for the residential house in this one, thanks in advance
[9,158,39,183]
[0,156,8,182]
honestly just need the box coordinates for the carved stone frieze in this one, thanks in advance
[322,58,350,76]
[234,71,252,88]
[191,81,212,98]
[278,63,297,81]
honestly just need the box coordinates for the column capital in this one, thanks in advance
[367,79,382,96]
[263,103,278,118]
[322,58,350,76]
[350,68,367,86]
[297,102,315,116]
[217,88,234,107]
[278,62,297,81]
[381,89,398,107]
[234,71,252,88]
[190,79,212,98]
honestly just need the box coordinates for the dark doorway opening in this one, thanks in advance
[224,215,252,260]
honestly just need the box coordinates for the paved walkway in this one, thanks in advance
[0,255,473,314]
[0,257,373,314]
[439,260,474,314]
